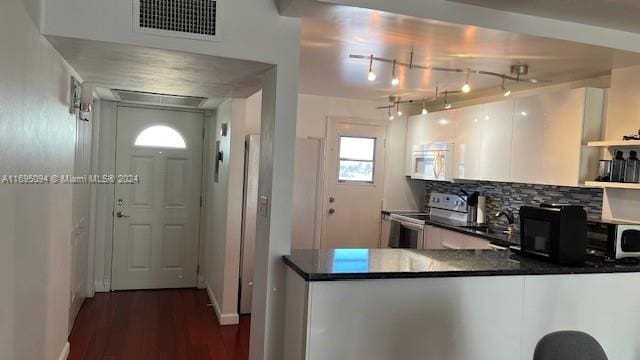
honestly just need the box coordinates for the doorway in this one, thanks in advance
[111,106,204,290]
[322,117,388,249]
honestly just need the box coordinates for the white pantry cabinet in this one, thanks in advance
[478,99,515,182]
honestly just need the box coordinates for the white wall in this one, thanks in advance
[203,99,247,325]
[0,1,78,359]
[246,91,424,210]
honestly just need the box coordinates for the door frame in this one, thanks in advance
[321,116,390,248]
[90,102,208,292]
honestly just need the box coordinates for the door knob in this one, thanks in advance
[328,208,335,214]
[116,211,130,218]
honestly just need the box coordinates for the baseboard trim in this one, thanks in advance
[57,342,70,360]
[94,279,111,292]
[206,285,239,325]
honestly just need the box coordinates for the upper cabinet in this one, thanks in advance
[454,105,483,180]
[511,87,604,186]
[405,87,604,186]
[478,100,514,182]
[405,110,457,176]
[511,95,546,183]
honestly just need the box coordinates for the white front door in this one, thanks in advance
[111,106,203,290]
[322,118,387,249]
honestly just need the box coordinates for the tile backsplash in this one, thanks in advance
[424,181,603,227]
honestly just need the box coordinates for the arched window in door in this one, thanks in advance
[134,125,187,149]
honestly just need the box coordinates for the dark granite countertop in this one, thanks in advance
[283,248,640,281]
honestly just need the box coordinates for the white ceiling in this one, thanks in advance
[298,5,640,101]
[447,0,640,34]
[47,36,273,106]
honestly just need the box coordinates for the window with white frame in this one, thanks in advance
[338,136,376,183]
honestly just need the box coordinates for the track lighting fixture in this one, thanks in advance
[388,107,394,121]
[444,91,452,109]
[461,71,471,93]
[421,100,428,115]
[353,53,549,99]
[391,59,400,86]
[396,102,402,116]
[501,76,511,97]
[367,55,376,82]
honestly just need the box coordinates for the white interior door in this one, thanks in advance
[322,118,387,249]
[69,109,92,329]
[112,106,203,290]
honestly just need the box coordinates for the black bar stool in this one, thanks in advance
[533,331,608,360]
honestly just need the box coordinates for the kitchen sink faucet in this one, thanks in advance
[495,209,515,234]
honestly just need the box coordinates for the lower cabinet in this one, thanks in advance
[380,215,392,248]
[424,226,491,250]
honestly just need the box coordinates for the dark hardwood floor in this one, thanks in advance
[69,289,250,360]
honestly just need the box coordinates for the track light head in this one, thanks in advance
[461,71,471,93]
[391,59,399,86]
[501,75,511,96]
[396,102,402,116]
[443,90,452,109]
[422,107,428,115]
[367,55,376,81]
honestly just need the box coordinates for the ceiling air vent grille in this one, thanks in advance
[113,89,207,108]
[135,0,219,41]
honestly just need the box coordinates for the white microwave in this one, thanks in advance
[411,142,454,181]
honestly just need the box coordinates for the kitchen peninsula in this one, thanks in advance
[282,248,640,360]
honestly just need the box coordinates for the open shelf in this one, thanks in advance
[584,181,640,190]
[587,140,640,147]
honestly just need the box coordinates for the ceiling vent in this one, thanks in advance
[134,0,219,41]
[113,89,207,108]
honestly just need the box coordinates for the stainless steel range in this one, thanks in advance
[388,193,470,249]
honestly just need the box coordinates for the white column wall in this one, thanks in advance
[1,1,79,359]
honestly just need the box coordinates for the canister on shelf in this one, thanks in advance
[611,150,626,183]
[625,150,640,183]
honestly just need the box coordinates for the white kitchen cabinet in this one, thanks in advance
[511,95,546,183]
[427,109,457,143]
[404,88,603,186]
[510,87,604,186]
[405,114,429,175]
[424,226,491,250]
[424,225,444,249]
[380,215,392,248]
[454,105,483,180]
[439,228,492,250]
[541,88,603,186]
[405,111,457,176]
[478,99,515,182]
